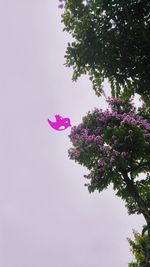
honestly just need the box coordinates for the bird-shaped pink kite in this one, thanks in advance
[48,114,71,131]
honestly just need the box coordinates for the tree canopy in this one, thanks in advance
[60,0,150,102]
[68,97,150,265]
[58,1,150,265]
[128,230,150,267]
[68,98,150,221]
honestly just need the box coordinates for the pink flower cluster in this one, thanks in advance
[68,98,150,179]
[106,97,136,114]
[58,0,66,9]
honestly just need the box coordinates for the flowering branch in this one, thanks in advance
[68,98,150,217]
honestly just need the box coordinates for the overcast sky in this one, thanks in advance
[0,1,145,267]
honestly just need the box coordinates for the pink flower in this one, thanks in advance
[144,133,150,137]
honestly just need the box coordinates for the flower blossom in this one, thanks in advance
[68,97,150,192]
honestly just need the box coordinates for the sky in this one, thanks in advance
[0,1,145,267]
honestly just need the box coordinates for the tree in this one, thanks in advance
[58,1,150,265]
[60,0,150,103]
[68,97,150,265]
[128,229,150,267]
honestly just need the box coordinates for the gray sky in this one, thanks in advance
[0,1,145,266]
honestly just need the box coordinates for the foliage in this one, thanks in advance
[138,104,150,122]
[59,0,150,101]
[128,230,150,267]
[58,2,150,265]
[68,98,150,215]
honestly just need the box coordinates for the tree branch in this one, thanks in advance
[121,171,150,224]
